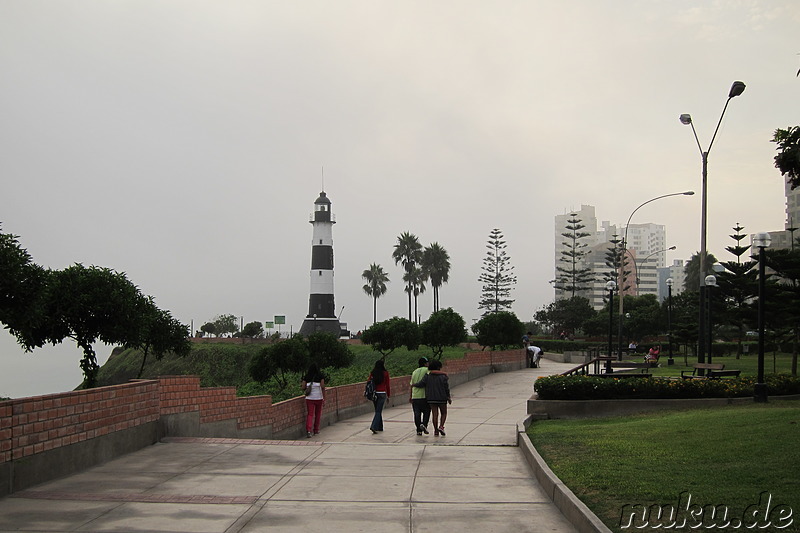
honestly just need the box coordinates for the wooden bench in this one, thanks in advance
[681,363,741,380]
[596,372,652,379]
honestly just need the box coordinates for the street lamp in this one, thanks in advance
[680,81,746,372]
[618,192,694,359]
[666,278,674,365]
[705,274,717,365]
[636,246,677,288]
[606,280,617,374]
[754,232,771,403]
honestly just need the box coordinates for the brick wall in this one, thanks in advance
[1,348,525,469]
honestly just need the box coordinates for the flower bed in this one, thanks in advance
[533,373,800,400]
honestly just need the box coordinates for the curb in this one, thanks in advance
[517,416,612,533]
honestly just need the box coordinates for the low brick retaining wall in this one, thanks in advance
[1,348,526,496]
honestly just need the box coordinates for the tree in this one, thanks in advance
[132,298,190,378]
[362,263,390,324]
[0,228,46,340]
[534,296,594,336]
[668,290,699,361]
[555,214,594,296]
[392,232,423,321]
[772,126,800,190]
[420,308,466,359]
[683,251,719,292]
[422,243,451,312]
[478,228,516,315]
[306,331,354,368]
[253,336,309,390]
[199,322,217,337]
[765,247,800,375]
[716,224,757,358]
[361,316,420,360]
[404,264,427,323]
[241,321,265,338]
[472,311,524,350]
[212,314,239,337]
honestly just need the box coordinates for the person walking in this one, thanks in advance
[301,364,325,438]
[409,357,431,435]
[368,359,391,434]
[413,359,451,436]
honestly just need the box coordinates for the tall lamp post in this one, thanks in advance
[705,275,717,365]
[636,246,677,288]
[618,192,694,359]
[666,278,674,365]
[679,81,746,373]
[754,232,771,403]
[606,280,616,374]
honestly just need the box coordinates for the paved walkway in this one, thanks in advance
[0,361,579,532]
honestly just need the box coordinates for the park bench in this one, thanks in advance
[681,363,741,380]
[610,361,651,373]
[596,372,652,379]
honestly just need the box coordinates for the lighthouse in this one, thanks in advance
[298,191,341,336]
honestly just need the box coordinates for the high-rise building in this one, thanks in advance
[554,206,669,310]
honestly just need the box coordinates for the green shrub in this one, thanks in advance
[533,373,800,400]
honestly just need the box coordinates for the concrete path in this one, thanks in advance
[0,361,578,532]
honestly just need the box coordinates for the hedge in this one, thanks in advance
[533,373,800,400]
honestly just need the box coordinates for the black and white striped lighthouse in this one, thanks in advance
[298,191,341,336]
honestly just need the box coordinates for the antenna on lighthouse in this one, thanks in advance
[321,166,325,192]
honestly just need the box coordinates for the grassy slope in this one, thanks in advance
[96,341,471,402]
[529,400,800,532]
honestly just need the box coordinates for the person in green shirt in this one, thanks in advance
[409,357,431,435]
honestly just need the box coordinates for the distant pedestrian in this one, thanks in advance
[368,359,391,434]
[526,345,543,368]
[413,359,451,436]
[301,364,325,438]
[409,357,431,435]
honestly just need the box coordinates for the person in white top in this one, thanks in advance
[526,345,543,368]
[301,364,326,438]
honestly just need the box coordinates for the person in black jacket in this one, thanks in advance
[413,359,451,436]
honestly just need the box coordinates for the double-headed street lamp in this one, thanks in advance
[754,232,771,403]
[679,81,746,371]
[618,192,694,359]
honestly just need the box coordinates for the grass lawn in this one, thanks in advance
[528,399,800,533]
[619,350,797,378]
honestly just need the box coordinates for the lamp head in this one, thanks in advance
[729,81,746,98]
[666,278,674,287]
[754,232,772,249]
[605,280,617,291]
[705,275,717,287]
[683,191,695,196]
[679,114,692,125]
[668,246,677,250]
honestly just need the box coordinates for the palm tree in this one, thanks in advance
[404,265,427,323]
[422,242,450,312]
[392,232,422,321]
[362,263,389,325]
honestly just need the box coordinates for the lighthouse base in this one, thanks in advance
[298,317,341,337]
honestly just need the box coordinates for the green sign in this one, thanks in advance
[264,321,274,329]
[274,315,286,325]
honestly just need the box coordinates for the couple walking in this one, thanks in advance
[409,357,451,436]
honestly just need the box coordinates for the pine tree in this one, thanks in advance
[478,228,516,315]
[555,213,594,297]
[716,223,757,359]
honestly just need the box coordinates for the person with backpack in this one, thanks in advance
[301,364,326,438]
[368,359,391,434]
[413,359,451,436]
[409,357,431,435]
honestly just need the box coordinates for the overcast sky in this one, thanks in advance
[2,1,798,399]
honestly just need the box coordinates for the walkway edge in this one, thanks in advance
[517,416,612,533]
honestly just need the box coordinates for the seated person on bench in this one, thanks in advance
[644,345,660,363]
[526,345,544,368]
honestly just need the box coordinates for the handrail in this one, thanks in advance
[561,357,614,376]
